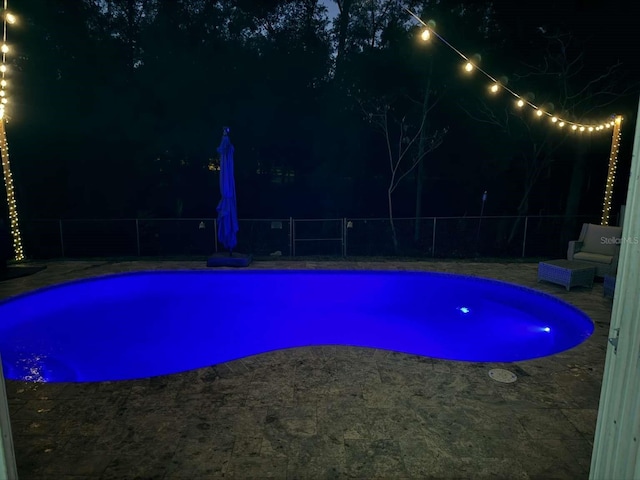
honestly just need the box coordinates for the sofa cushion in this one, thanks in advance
[582,224,622,256]
[574,251,613,265]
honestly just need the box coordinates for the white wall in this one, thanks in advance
[590,96,640,479]
[0,355,17,480]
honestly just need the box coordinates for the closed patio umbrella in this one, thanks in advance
[216,127,239,255]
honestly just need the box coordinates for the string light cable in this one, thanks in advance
[405,8,622,134]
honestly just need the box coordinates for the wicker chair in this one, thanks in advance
[567,223,622,277]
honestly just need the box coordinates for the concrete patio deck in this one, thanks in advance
[0,259,613,479]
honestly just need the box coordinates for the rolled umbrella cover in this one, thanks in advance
[216,132,239,252]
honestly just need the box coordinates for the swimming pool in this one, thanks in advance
[0,270,593,383]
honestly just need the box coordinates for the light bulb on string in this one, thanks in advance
[491,76,510,95]
[572,125,578,131]
[5,12,16,24]
[551,116,558,123]
[559,121,565,127]
[516,99,524,108]
[1,44,8,54]
[463,54,481,74]
[0,65,6,73]
[417,19,436,44]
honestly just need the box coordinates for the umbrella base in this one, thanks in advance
[206,252,253,268]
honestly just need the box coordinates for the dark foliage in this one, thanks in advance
[2,0,637,231]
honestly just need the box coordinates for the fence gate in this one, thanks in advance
[292,219,344,257]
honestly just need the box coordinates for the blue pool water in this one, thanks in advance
[0,270,593,383]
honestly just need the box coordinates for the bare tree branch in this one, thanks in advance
[458,101,509,132]
[392,128,448,189]
[566,62,622,100]
[359,91,448,250]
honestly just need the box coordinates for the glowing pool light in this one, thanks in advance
[0,270,594,382]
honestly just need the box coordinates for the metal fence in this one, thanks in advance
[18,214,602,260]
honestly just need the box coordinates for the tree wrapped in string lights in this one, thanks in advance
[601,116,623,225]
[1,0,24,261]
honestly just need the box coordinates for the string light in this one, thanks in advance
[601,116,623,226]
[405,8,621,135]
[1,0,25,260]
[407,8,626,229]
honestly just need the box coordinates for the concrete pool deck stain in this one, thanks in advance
[0,259,611,479]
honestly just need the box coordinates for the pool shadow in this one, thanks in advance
[0,265,47,283]
[206,252,252,267]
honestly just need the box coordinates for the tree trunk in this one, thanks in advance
[369,0,375,49]
[562,140,589,242]
[414,154,425,242]
[507,146,550,245]
[334,0,352,81]
[388,186,398,252]
[414,58,434,243]
[126,0,137,78]
[507,169,536,245]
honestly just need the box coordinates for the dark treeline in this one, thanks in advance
[3,0,638,228]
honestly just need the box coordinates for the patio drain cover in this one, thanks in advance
[489,369,517,383]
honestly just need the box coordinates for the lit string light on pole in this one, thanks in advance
[1,0,25,261]
[601,116,623,225]
[406,9,624,225]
